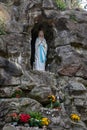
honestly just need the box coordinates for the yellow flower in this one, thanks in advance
[70,114,80,121]
[41,117,50,126]
[48,95,56,102]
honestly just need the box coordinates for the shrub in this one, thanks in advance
[55,0,66,11]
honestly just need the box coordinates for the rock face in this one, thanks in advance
[0,0,87,130]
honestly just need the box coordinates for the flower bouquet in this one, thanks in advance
[19,113,31,123]
[70,113,80,122]
[28,111,50,127]
[46,95,61,109]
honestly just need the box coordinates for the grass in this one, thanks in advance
[55,0,66,11]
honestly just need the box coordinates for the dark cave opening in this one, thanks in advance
[30,21,54,70]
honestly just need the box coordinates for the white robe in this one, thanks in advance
[34,38,47,71]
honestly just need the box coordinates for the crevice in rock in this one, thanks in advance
[70,42,87,49]
[30,21,54,69]
[55,43,70,48]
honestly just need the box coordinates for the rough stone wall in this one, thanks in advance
[0,0,87,130]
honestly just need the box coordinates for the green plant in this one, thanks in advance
[12,88,23,98]
[28,111,42,120]
[70,14,77,21]
[46,95,61,109]
[28,111,42,127]
[29,118,42,127]
[28,112,50,127]
[0,19,6,35]
[55,0,66,11]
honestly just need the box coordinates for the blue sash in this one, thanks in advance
[39,44,46,63]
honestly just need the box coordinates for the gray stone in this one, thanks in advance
[3,125,45,130]
[68,81,86,92]
[74,98,84,107]
[0,57,23,77]
[0,0,87,130]
[56,45,80,66]
[29,84,52,103]
[3,125,16,130]
[42,0,54,8]
[0,3,11,23]
[28,70,57,87]
[22,0,42,9]
[0,57,23,85]
[44,10,59,18]
[0,98,42,113]
[0,87,21,98]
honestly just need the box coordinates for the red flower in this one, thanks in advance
[19,114,31,123]
[16,94,20,98]
[11,113,18,118]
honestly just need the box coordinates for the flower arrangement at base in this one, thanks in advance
[12,88,23,98]
[47,95,61,109]
[70,114,80,122]
[8,111,50,128]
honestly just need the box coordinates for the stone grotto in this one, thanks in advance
[0,0,87,130]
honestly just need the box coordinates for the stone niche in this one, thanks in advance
[29,15,55,69]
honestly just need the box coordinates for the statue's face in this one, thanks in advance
[38,31,44,39]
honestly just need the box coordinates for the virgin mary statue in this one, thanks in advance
[34,30,47,71]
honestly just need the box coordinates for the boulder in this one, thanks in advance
[0,4,10,23]
[0,98,42,126]
[0,57,23,76]
[65,81,86,96]
[0,87,21,98]
[3,125,16,130]
[29,85,52,103]
[0,98,42,113]
[58,64,81,76]
[68,81,86,92]
[3,125,44,130]
[28,70,57,87]
[0,57,23,85]
[24,0,42,9]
